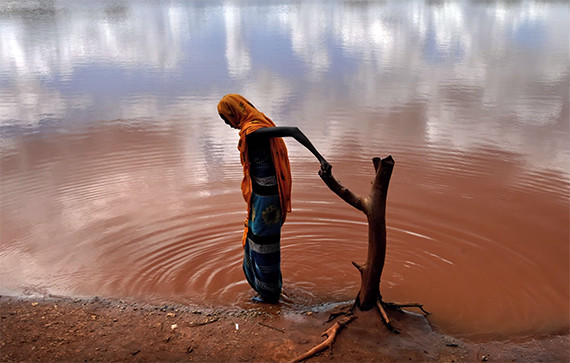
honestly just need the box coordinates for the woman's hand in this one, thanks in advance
[320,159,332,176]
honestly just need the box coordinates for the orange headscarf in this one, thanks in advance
[217,94,292,247]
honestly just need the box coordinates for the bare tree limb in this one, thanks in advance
[290,155,428,362]
[351,261,365,272]
[288,315,356,363]
[373,157,381,172]
[357,157,394,310]
[319,170,368,214]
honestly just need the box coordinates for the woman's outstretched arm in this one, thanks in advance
[248,126,331,174]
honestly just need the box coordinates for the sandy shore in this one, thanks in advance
[1,295,568,362]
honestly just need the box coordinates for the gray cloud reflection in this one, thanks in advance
[0,0,568,173]
[224,3,252,79]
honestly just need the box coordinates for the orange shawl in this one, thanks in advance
[217,94,292,247]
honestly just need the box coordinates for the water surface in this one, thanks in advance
[1,0,568,340]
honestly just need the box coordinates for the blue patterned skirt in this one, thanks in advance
[242,192,282,302]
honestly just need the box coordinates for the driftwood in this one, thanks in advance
[291,156,428,362]
[288,315,355,363]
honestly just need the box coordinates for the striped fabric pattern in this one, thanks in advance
[242,192,282,302]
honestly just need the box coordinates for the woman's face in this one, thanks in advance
[219,113,237,129]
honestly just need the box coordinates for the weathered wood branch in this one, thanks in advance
[292,156,427,362]
[373,157,381,172]
[359,156,393,309]
[288,315,356,363]
[383,302,430,316]
[318,170,368,214]
[319,156,394,310]
[376,301,400,334]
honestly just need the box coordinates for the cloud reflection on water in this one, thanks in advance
[0,0,568,173]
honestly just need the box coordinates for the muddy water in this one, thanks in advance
[1,0,568,340]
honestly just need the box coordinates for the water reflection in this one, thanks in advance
[0,1,567,171]
[0,0,568,339]
[224,4,251,79]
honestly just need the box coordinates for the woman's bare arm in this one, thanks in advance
[248,126,331,174]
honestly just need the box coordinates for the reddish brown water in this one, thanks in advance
[2,115,568,339]
[1,0,568,341]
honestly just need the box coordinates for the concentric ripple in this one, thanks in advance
[1,120,568,340]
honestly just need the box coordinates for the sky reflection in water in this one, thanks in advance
[1,0,568,173]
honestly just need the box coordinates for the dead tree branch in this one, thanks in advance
[288,315,356,363]
[320,156,394,310]
[318,170,368,214]
[293,156,427,362]
[382,302,430,316]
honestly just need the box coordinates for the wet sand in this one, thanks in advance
[1,295,568,362]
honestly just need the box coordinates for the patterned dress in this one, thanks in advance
[242,136,283,302]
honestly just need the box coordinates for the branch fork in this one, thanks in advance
[291,156,428,362]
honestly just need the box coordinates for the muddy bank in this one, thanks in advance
[0,295,568,362]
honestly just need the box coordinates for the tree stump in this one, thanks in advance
[290,156,429,362]
[319,156,394,310]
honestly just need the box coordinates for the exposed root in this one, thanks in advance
[382,301,430,316]
[325,303,356,324]
[290,300,429,362]
[289,315,356,363]
[376,300,430,334]
[376,300,400,334]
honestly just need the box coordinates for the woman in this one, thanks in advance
[217,94,330,303]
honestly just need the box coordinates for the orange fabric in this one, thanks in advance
[217,94,292,247]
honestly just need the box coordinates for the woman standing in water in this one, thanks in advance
[217,94,331,303]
